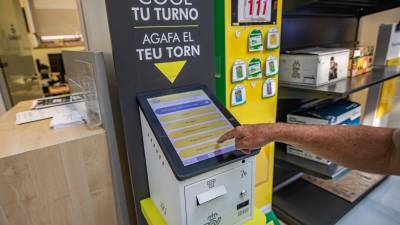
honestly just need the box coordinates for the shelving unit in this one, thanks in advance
[275,66,400,180]
[273,66,400,225]
[280,66,400,97]
[275,143,351,180]
[272,1,400,223]
[276,65,400,178]
[284,0,400,17]
[274,65,400,183]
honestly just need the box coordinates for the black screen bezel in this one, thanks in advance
[137,84,260,181]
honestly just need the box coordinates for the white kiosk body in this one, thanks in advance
[138,85,259,225]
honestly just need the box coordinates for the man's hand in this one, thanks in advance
[221,123,400,175]
[217,124,274,154]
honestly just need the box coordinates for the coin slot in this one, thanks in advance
[237,200,249,210]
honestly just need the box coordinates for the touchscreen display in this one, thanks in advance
[148,90,236,166]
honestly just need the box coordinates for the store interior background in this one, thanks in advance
[353,7,400,128]
[0,1,399,225]
[0,0,84,115]
[0,1,399,124]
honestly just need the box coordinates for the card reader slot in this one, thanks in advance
[237,200,249,210]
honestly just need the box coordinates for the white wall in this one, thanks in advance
[21,0,82,37]
[354,7,400,126]
[351,7,400,119]
[0,0,33,56]
[33,0,77,9]
[358,7,400,47]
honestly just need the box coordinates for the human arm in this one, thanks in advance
[218,123,400,175]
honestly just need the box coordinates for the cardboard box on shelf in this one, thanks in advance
[286,99,361,164]
[280,48,350,86]
[348,46,374,77]
[349,46,374,58]
[349,56,374,77]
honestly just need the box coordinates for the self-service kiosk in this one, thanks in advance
[138,85,260,225]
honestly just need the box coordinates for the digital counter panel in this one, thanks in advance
[148,90,236,166]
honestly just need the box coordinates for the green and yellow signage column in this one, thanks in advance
[214,0,282,221]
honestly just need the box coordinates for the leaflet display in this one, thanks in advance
[147,90,236,166]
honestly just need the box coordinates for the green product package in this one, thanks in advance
[232,60,247,82]
[248,58,262,79]
[265,55,279,76]
[269,61,275,73]
[249,29,263,52]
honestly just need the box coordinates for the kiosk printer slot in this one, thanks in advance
[138,84,260,225]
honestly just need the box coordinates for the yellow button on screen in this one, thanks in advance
[159,106,216,122]
[149,90,202,103]
[164,113,221,130]
[169,120,228,139]
[179,139,235,158]
[174,128,230,149]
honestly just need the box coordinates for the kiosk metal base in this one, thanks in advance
[140,198,268,225]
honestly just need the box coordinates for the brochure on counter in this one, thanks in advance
[16,102,85,128]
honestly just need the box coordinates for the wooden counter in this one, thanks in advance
[0,101,118,225]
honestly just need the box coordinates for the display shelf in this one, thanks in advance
[275,143,351,180]
[279,66,400,98]
[283,0,400,17]
[273,159,304,192]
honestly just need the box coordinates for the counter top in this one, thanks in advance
[0,101,104,159]
[0,101,118,225]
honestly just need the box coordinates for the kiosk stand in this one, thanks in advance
[140,199,267,225]
[138,85,260,225]
[81,0,282,223]
[100,0,217,223]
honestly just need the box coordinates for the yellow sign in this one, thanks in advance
[387,57,400,66]
[155,60,187,83]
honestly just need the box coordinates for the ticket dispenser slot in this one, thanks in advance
[137,85,259,225]
[196,185,227,205]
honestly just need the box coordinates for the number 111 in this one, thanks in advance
[245,0,269,18]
